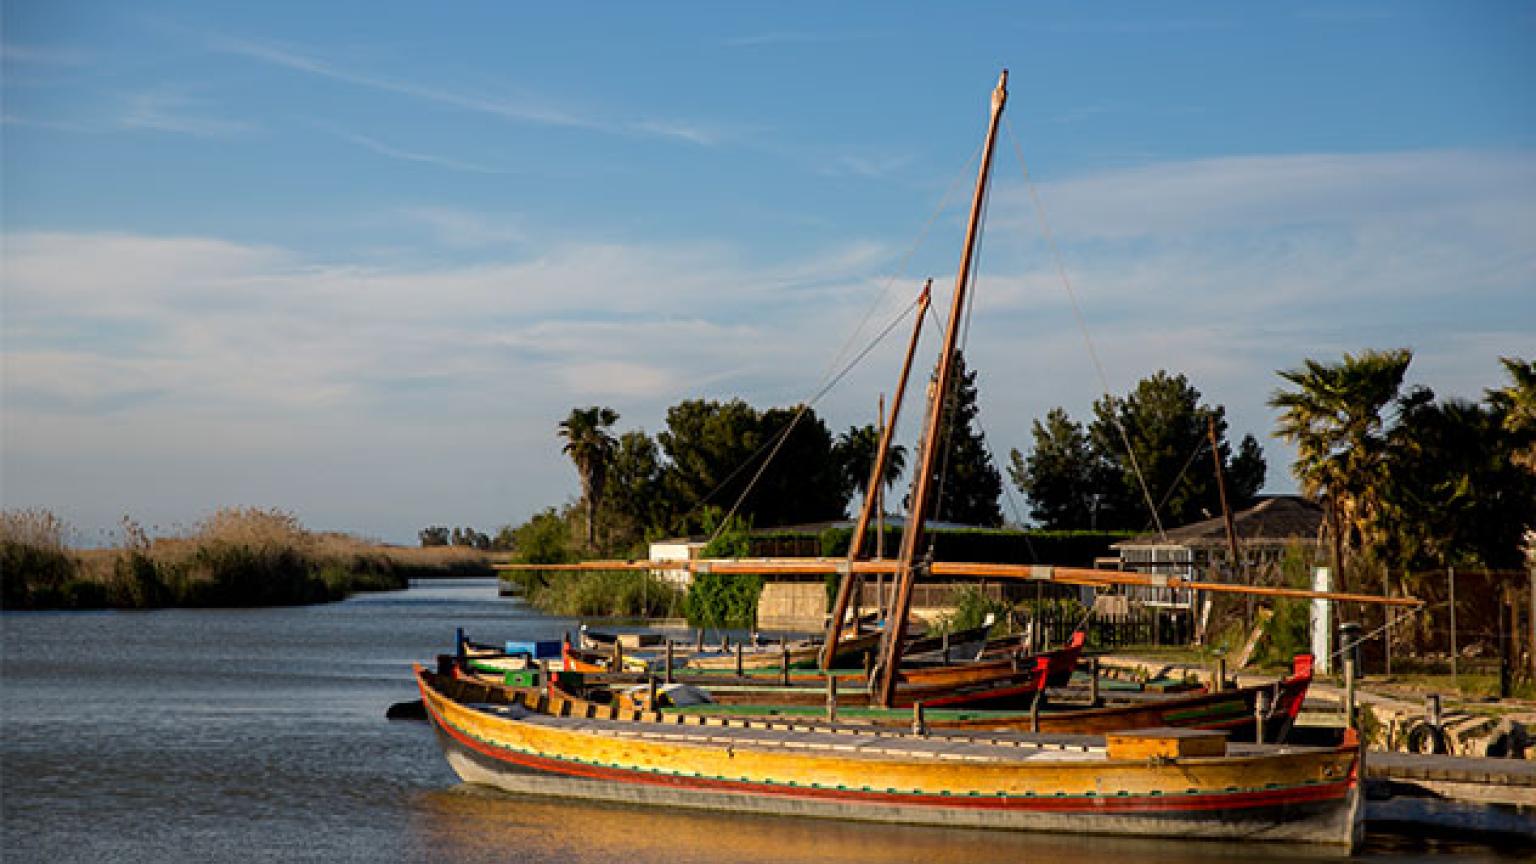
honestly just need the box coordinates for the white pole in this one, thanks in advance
[1311,566,1333,675]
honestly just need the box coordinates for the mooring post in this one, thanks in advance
[613,638,624,673]
[1426,693,1442,730]
[1344,655,1358,730]
[1089,657,1100,706]
[1216,656,1227,692]
[647,675,658,709]
[1030,688,1043,733]
[912,701,927,737]
[735,641,744,678]
[665,640,675,685]
[780,642,790,686]
[1254,688,1272,744]
[826,674,838,724]
[695,629,704,652]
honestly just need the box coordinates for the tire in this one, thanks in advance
[1405,722,1450,755]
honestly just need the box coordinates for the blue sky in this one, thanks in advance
[3,2,1534,545]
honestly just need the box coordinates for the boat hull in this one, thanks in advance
[417,668,1361,851]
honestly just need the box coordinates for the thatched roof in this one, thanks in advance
[1113,495,1323,549]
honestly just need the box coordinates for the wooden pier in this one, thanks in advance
[1364,750,1536,838]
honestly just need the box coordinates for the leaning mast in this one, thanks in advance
[873,71,1009,708]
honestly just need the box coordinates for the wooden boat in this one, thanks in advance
[421,71,1372,850]
[416,664,1363,850]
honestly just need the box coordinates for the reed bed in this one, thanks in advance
[1,507,498,610]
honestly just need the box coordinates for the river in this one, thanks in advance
[0,578,1523,862]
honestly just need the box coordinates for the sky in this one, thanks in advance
[2,2,1533,546]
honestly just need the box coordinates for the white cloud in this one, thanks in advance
[4,147,1531,539]
[120,87,254,137]
[217,36,722,146]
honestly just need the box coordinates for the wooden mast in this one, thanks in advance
[874,70,1008,708]
[821,280,932,669]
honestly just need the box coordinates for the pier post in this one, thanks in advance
[1030,688,1042,733]
[1216,656,1227,692]
[614,639,624,673]
[1426,693,1442,729]
[735,641,744,677]
[780,642,790,686]
[647,675,658,709]
[1089,657,1100,707]
[913,701,927,737]
[696,629,704,652]
[826,674,838,724]
[665,641,675,684]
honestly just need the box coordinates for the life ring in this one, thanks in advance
[1405,722,1450,755]
[1485,720,1529,759]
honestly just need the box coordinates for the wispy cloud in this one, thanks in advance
[120,87,253,137]
[722,31,882,48]
[1,41,88,65]
[827,152,915,179]
[393,207,527,249]
[216,37,722,146]
[2,113,95,133]
[327,128,503,174]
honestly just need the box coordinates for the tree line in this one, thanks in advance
[452,348,1535,592]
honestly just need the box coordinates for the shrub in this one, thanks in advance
[1,509,76,609]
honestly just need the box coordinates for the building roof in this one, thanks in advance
[1113,495,1323,550]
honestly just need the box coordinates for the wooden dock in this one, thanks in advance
[1365,750,1536,837]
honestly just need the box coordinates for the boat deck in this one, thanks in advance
[469,702,1314,765]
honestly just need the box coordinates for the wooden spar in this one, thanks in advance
[875,71,1010,707]
[495,557,1422,607]
[821,279,933,669]
[1207,415,1246,629]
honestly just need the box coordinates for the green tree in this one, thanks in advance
[418,525,449,547]
[657,399,848,532]
[1087,371,1261,531]
[559,406,620,551]
[1487,356,1536,474]
[1008,408,1095,529]
[1269,348,1412,591]
[921,352,1003,526]
[599,430,672,554]
[831,424,908,510]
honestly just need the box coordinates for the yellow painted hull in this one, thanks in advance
[416,667,1363,851]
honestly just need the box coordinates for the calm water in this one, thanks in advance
[0,579,1524,863]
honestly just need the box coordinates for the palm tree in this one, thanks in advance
[833,424,908,512]
[558,406,620,551]
[1487,356,1536,473]
[1269,349,1413,591]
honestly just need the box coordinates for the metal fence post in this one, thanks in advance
[1448,566,1458,687]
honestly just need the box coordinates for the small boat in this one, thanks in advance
[415,664,1363,850]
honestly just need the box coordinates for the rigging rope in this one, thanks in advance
[1002,118,1167,542]
[693,145,985,546]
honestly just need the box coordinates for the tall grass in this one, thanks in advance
[1,507,496,610]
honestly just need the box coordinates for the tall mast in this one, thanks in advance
[874,71,1008,707]
[821,280,932,669]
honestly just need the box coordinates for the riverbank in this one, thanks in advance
[1,507,499,611]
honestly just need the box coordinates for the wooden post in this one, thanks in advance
[1254,688,1272,744]
[1089,657,1100,707]
[1529,565,1536,684]
[695,628,704,652]
[613,638,624,673]
[875,71,1009,709]
[665,640,675,684]
[1499,585,1512,699]
[1216,656,1227,692]
[735,641,744,678]
[1344,655,1358,731]
[912,701,927,737]
[780,642,790,687]
[647,675,658,709]
[1029,686,1042,733]
[825,674,838,724]
[1426,693,1442,729]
